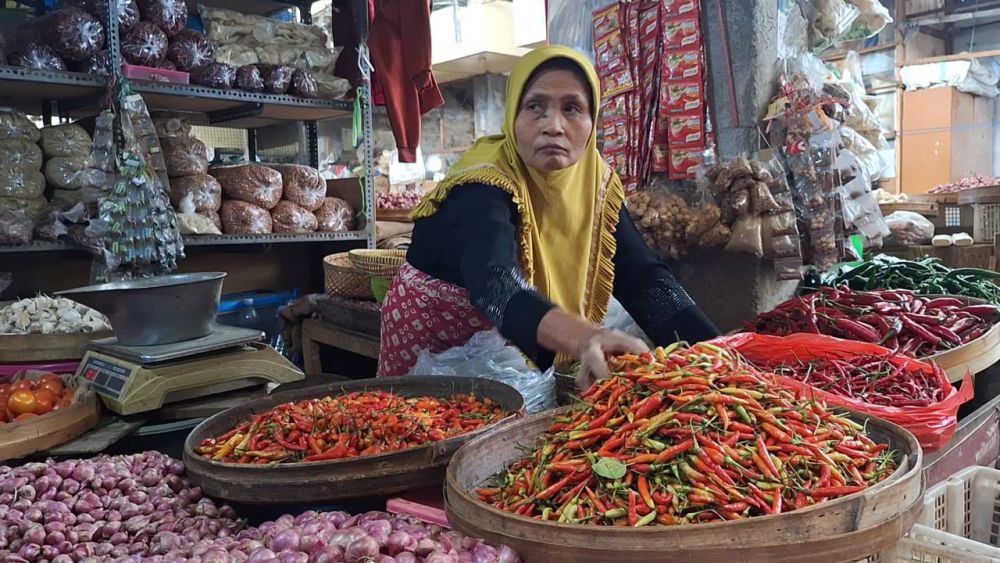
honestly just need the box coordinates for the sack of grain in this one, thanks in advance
[153,114,193,138]
[220,200,272,234]
[315,197,355,232]
[258,63,293,94]
[236,65,264,92]
[0,195,47,220]
[16,7,105,63]
[167,29,214,71]
[168,174,222,213]
[122,22,168,67]
[51,188,85,204]
[176,212,222,235]
[0,140,43,170]
[44,156,92,190]
[40,123,93,158]
[200,210,222,231]
[0,209,33,245]
[192,63,236,89]
[210,164,282,209]
[270,163,325,211]
[0,110,41,143]
[137,0,188,37]
[271,200,317,233]
[161,136,209,177]
[0,168,46,199]
[288,68,318,98]
[8,42,67,71]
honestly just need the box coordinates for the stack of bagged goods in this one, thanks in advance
[0,109,45,245]
[61,0,139,74]
[119,0,204,76]
[199,5,347,99]
[8,7,105,71]
[211,163,282,234]
[269,164,355,232]
[40,122,93,206]
[157,116,222,235]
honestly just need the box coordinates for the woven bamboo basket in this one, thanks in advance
[349,249,406,277]
[323,253,373,299]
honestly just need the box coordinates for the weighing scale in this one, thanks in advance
[76,324,304,415]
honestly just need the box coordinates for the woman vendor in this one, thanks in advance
[378,45,718,387]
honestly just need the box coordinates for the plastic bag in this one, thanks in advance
[137,0,188,37]
[884,211,934,246]
[71,50,110,75]
[41,123,93,158]
[168,174,222,212]
[236,65,264,92]
[191,63,236,89]
[409,330,557,414]
[0,208,33,245]
[161,136,209,177]
[44,156,92,190]
[725,215,764,256]
[9,42,67,71]
[16,7,105,63]
[0,167,45,199]
[0,110,40,143]
[269,163,325,211]
[153,114,193,138]
[602,297,653,347]
[122,22,168,67]
[210,164,282,209]
[315,197,354,232]
[271,200,317,233]
[288,68,317,98]
[167,30,214,71]
[258,64,293,94]
[714,333,974,451]
[220,199,272,234]
[176,212,222,235]
[0,140,43,169]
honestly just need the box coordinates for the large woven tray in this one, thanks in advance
[184,376,524,504]
[445,408,923,563]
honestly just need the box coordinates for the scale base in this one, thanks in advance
[77,343,304,415]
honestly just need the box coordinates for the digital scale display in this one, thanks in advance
[80,357,133,399]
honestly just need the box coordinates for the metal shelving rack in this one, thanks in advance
[0,0,376,254]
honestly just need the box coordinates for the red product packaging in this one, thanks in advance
[651,144,670,173]
[663,16,700,50]
[601,95,627,122]
[668,145,706,179]
[595,30,628,72]
[662,80,703,114]
[663,48,701,80]
[663,0,699,16]
[625,2,640,60]
[602,118,628,156]
[591,4,621,41]
[667,113,705,146]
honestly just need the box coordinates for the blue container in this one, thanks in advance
[269,7,296,22]
[185,13,204,33]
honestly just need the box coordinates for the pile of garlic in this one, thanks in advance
[0,296,111,335]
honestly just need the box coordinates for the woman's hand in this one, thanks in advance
[575,329,648,391]
[537,308,649,390]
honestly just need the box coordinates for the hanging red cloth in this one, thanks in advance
[368,0,444,163]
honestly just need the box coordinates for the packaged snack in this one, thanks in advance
[667,114,705,146]
[591,4,621,41]
[664,0,699,16]
[668,145,706,180]
[662,16,700,50]
[662,81,703,114]
[663,48,701,81]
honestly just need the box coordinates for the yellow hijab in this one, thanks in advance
[412,45,625,330]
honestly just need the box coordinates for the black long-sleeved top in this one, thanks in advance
[406,183,719,370]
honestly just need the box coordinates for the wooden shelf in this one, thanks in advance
[0,66,105,118]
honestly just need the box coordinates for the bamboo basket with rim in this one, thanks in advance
[323,253,373,299]
[444,408,923,563]
[0,371,101,462]
[183,376,524,504]
[348,249,406,277]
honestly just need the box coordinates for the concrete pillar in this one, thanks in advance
[473,73,508,137]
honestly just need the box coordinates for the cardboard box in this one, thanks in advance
[899,87,994,194]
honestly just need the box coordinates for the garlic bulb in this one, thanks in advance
[0,296,111,335]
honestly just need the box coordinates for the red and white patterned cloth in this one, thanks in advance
[377,262,494,377]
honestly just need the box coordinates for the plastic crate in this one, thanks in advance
[973,204,1000,243]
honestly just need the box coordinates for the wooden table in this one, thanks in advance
[302,319,380,374]
[882,243,994,270]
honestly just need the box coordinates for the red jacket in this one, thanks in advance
[368,0,444,163]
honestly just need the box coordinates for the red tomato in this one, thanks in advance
[37,380,64,397]
[38,373,64,385]
[10,380,34,392]
[8,391,36,415]
[0,383,10,395]
[32,390,55,415]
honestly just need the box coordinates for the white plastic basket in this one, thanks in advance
[858,466,1000,562]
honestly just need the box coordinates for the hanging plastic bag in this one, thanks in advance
[409,330,557,414]
[602,297,653,348]
[713,332,973,451]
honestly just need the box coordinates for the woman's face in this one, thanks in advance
[514,68,593,174]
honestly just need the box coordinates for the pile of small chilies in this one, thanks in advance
[479,344,896,525]
[197,391,508,464]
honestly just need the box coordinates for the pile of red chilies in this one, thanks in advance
[756,354,947,407]
[746,287,999,357]
[478,344,896,526]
